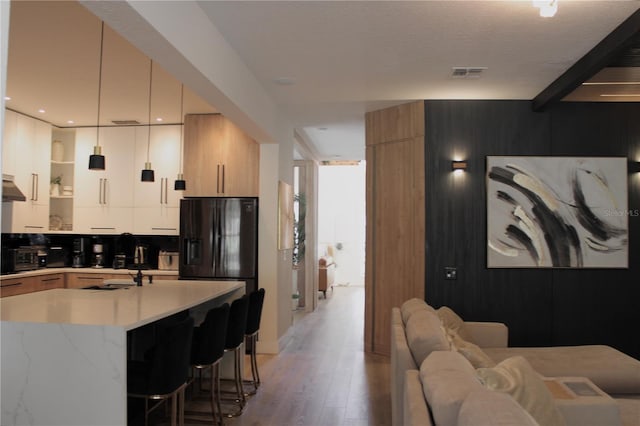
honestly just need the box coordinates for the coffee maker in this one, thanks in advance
[72,237,90,268]
[92,242,105,268]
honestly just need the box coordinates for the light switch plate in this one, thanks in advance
[445,267,457,280]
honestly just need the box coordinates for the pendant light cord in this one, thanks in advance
[179,84,184,173]
[96,22,104,147]
[147,59,153,162]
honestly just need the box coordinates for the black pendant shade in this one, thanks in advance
[89,22,106,171]
[88,145,105,170]
[174,173,186,191]
[141,162,155,182]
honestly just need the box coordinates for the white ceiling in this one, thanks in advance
[5,1,640,161]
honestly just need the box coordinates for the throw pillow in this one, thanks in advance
[447,329,496,368]
[400,298,435,325]
[476,356,566,426]
[405,309,450,366]
[437,306,473,341]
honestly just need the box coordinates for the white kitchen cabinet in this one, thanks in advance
[73,127,135,234]
[1,110,51,233]
[132,125,181,235]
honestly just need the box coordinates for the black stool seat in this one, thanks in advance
[188,303,229,426]
[222,294,250,417]
[128,315,194,426]
[244,288,266,395]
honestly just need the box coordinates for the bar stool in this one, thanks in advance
[188,303,229,426]
[244,288,266,395]
[222,294,250,417]
[128,315,194,426]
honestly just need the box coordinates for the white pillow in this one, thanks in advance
[405,309,450,366]
[437,306,473,341]
[447,328,496,368]
[477,356,566,426]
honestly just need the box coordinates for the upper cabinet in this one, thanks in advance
[183,114,259,197]
[132,125,182,235]
[74,127,135,234]
[1,110,51,233]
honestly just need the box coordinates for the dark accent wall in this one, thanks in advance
[424,100,640,359]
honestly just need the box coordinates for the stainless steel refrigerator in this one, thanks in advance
[179,197,258,293]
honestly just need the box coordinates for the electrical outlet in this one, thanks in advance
[445,267,457,280]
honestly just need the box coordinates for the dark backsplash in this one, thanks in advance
[1,233,179,269]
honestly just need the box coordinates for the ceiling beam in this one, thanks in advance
[532,8,640,112]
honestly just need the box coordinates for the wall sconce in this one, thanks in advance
[630,161,640,173]
[452,160,468,172]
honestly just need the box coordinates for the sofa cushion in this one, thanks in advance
[401,298,435,325]
[404,370,434,426]
[437,306,472,341]
[405,309,450,366]
[447,329,496,368]
[458,390,540,426]
[477,356,566,426]
[483,345,640,395]
[420,351,485,426]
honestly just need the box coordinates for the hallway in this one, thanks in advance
[186,286,391,426]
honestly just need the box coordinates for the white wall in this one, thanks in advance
[318,162,366,286]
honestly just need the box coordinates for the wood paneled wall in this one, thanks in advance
[424,100,640,358]
[365,101,425,355]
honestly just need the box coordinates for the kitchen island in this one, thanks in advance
[1,280,244,426]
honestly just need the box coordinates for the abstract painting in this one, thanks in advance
[487,157,628,268]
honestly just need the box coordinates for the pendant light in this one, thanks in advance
[88,22,106,170]
[174,84,186,191]
[141,59,155,182]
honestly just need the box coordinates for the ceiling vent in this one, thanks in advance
[111,120,140,125]
[451,67,487,79]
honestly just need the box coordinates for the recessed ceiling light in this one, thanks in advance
[67,120,74,124]
[38,108,46,113]
[4,96,11,101]
[318,127,328,131]
[274,77,296,86]
[156,117,163,122]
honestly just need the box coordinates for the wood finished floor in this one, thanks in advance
[182,285,391,426]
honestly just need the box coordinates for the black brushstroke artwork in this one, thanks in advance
[489,166,579,267]
[487,159,628,268]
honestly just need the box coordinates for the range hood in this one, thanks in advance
[2,174,26,202]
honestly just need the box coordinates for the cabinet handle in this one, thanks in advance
[164,177,168,204]
[221,164,225,194]
[34,173,39,201]
[30,173,36,201]
[24,226,44,229]
[42,277,61,282]
[90,227,116,230]
[217,165,221,193]
[1,282,23,288]
[151,227,177,231]
[102,178,107,204]
[98,178,103,204]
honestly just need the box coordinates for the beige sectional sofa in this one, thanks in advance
[391,299,640,426]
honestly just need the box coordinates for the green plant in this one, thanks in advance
[51,175,62,185]
[293,193,306,266]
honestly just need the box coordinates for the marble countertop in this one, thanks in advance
[0,267,179,280]
[0,280,244,330]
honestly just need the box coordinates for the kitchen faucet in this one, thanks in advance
[133,265,153,286]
